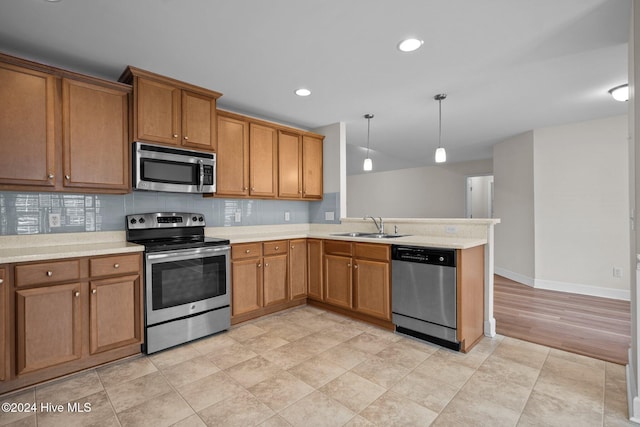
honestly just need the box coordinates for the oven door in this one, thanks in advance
[144,245,230,326]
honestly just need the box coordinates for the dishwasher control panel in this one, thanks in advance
[391,245,456,267]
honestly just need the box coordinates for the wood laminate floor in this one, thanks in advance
[494,275,631,365]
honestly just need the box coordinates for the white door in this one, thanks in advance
[466,175,494,218]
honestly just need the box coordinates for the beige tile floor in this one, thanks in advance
[0,305,634,427]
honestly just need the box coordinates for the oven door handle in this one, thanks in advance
[146,246,230,260]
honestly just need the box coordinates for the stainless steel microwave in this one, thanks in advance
[133,142,216,193]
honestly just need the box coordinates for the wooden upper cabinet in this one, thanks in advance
[120,66,221,152]
[249,123,278,197]
[216,113,249,197]
[62,78,129,191]
[278,130,302,198]
[302,135,323,199]
[0,61,56,188]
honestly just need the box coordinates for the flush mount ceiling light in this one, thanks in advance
[294,88,311,97]
[398,38,424,52]
[363,113,374,171]
[608,84,629,102]
[434,93,447,163]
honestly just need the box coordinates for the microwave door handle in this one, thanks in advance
[198,160,204,192]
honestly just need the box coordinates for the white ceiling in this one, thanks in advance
[0,0,630,175]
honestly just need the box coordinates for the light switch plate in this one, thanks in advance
[325,211,335,221]
[234,210,241,223]
[284,211,290,221]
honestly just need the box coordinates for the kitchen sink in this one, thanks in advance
[331,232,409,239]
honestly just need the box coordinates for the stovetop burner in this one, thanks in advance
[125,212,229,251]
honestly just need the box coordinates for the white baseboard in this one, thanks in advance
[494,268,535,287]
[495,267,630,301]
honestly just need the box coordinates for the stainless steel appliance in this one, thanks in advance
[391,245,459,350]
[132,141,216,193]
[126,212,230,354]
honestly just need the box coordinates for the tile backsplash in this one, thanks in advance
[0,191,340,235]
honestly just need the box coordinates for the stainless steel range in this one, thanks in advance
[126,212,230,354]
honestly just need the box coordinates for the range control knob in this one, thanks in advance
[439,257,445,262]
[199,216,204,222]
[139,218,145,224]
[130,218,137,224]
[192,216,198,222]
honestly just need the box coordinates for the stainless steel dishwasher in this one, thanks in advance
[391,245,459,350]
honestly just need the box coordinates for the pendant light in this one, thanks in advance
[363,113,374,171]
[434,93,447,163]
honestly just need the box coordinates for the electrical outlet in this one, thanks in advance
[445,225,457,234]
[284,211,290,222]
[613,267,623,278]
[49,213,61,228]
[234,210,241,223]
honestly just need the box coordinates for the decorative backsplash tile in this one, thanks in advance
[0,191,340,235]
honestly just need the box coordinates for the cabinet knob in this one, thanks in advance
[114,263,120,269]
[251,187,255,191]
[243,187,248,191]
[47,173,54,179]
[347,263,351,268]
[257,263,262,268]
[245,249,251,254]
[275,246,279,250]
[74,291,80,298]
[265,263,269,267]
[354,265,359,269]
[173,134,178,138]
[184,136,189,140]
[291,245,295,249]
[0,279,3,285]
[65,175,70,180]
[92,289,97,294]
[46,271,53,277]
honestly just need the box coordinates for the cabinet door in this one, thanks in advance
[263,254,288,307]
[136,77,181,145]
[353,259,390,320]
[216,114,249,197]
[324,254,352,309]
[0,268,5,381]
[181,90,217,151]
[62,79,129,191]
[307,239,323,301]
[231,259,262,317]
[302,135,323,199]
[0,62,56,188]
[249,123,278,197]
[289,239,307,300]
[90,275,142,355]
[16,283,82,375]
[278,131,302,198]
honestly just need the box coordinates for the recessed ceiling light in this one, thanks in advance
[295,88,311,97]
[398,38,423,52]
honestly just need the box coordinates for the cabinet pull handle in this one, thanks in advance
[47,173,54,179]
[46,271,53,277]
[184,136,189,140]
[114,263,120,269]
[65,175,70,180]
[173,134,178,138]
[92,289,97,294]
[74,291,80,298]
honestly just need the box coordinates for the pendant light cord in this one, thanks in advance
[438,98,442,149]
[366,116,371,156]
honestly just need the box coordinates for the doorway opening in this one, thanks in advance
[465,175,494,218]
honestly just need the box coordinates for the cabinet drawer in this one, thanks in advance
[232,243,262,260]
[354,243,390,262]
[263,240,287,256]
[15,259,80,287]
[90,253,141,277]
[324,240,353,256]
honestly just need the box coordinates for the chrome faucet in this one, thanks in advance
[364,216,384,234]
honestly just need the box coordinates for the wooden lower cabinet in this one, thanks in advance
[263,254,287,307]
[2,252,143,394]
[89,274,142,355]
[16,283,82,375]
[353,258,390,320]
[323,254,353,309]
[306,239,323,301]
[289,239,307,300]
[231,258,262,317]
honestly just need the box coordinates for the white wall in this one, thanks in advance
[346,159,492,218]
[534,116,630,297]
[493,131,536,282]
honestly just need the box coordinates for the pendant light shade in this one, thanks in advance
[363,113,374,171]
[434,94,447,163]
